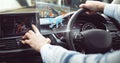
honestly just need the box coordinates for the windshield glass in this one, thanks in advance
[36,0,81,18]
[0,0,35,13]
[0,0,113,13]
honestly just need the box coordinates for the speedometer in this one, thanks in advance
[82,23,96,31]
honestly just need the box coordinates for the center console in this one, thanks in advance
[0,12,40,53]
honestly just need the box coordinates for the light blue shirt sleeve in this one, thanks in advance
[104,4,120,23]
[40,44,120,63]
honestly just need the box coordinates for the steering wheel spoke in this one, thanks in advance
[66,8,112,54]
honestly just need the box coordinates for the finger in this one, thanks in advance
[80,3,92,8]
[32,24,44,37]
[21,40,26,44]
[22,35,27,39]
[25,40,31,44]
[28,30,35,35]
[22,39,31,44]
[23,32,32,39]
[32,24,40,35]
[79,4,85,8]
[46,38,51,44]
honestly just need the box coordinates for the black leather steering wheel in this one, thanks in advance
[66,8,112,53]
[66,8,87,50]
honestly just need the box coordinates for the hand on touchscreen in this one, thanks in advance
[21,24,51,52]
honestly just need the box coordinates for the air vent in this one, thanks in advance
[0,39,19,50]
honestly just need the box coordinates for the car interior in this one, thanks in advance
[0,0,120,63]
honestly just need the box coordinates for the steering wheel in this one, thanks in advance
[66,8,112,53]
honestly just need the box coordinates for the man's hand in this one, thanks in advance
[21,24,51,52]
[80,1,106,14]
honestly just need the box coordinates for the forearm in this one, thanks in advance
[40,44,120,63]
[104,4,120,23]
[40,44,85,63]
[40,44,101,63]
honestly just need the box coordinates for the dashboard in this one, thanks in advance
[40,13,120,51]
[0,12,42,63]
[0,12,40,53]
[0,10,120,63]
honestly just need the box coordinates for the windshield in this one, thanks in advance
[0,0,113,14]
[36,0,81,18]
[0,0,35,13]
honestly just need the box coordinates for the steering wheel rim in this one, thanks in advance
[66,8,112,53]
[66,8,87,50]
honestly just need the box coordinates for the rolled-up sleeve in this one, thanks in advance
[104,4,120,23]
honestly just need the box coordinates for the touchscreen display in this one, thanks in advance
[0,13,36,38]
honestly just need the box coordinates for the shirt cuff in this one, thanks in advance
[40,44,52,63]
[104,4,120,23]
[40,44,51,53]
[104,4,116,18]
[40,44,69,63]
